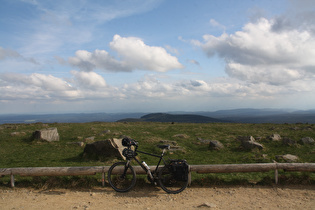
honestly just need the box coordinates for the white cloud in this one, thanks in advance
[110,35,184,72]
[69,35,184,72]
[194,18,315,85]
[0,73,79,100]
[70,71,107,89]
[68,49,129,72]
[0,71,125,102]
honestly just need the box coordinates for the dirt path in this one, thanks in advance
[1,185,314,209]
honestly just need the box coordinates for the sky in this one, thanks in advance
[0,0,315,114]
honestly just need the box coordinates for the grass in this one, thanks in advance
[0,122,314,187]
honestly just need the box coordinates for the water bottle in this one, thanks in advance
[142,161,154,181]
[142,161,150,170]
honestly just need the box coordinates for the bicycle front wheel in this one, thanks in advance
[158,166,188,194]
[107,162,136,192]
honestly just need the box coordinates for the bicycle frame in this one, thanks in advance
[126,144,168,180]
[108,140,188,194]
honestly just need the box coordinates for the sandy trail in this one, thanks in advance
[1,185,314,209]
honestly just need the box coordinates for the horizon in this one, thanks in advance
[1,0,315,114]
[1,107,313,116]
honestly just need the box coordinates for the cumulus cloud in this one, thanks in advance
[68,35,184,72]
[0,73,78,100]
[68,49,129,72]
[0,71,124,102]
[194,18,315,85]
[70,71,107,89]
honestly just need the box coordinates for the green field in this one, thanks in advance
[1,122,314,187]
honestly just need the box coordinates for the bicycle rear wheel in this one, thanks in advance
[158,166,188,194]
[107,161,136,192]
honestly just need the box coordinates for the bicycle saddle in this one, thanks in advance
[157,144,170,149]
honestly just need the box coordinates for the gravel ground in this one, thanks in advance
[1,185,314,209]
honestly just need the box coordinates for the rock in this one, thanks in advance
[159,140,177,146]
[11,132,26,136]
[83,138,125,160]
[300,137,314,145]
[197,138,211,144]
[209,140,224,150]
[238,136,255,142]
[238,136,264,150]
[282,137,297,146]
[242,141,264,150]
[269,134,281,141]
[84,136,95,143]
[276,154,299,162]
[67,142,85,147]
[33,127,59,142]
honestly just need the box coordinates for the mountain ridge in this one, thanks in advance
[1,108,315,124]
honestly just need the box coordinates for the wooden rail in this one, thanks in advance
[1,163,314,187]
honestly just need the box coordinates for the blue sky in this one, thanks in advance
[1,0,315,114]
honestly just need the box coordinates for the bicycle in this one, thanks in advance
[107,137,189,194]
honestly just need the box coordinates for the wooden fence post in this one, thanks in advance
[10,174,15,187]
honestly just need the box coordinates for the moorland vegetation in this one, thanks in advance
[0,122,314,187]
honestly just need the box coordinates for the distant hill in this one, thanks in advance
[1,108,315,124]
[0,113,146,124]
[117,113,230,123]
[194,109,315,124]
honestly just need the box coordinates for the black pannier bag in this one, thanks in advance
[169,159,189,181]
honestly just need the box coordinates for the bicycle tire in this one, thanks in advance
[107,161,136,192]
[158,165,188,194]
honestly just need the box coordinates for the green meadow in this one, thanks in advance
[1,122,314,187]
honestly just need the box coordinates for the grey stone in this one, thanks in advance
[197,138,211,144]
[276,154,299,162]
[67,142,85,147]
[33,127,59,142]
[84,136,95,143]
[238,136,264,150]
[209,140,224,150]
[83,138,125,160]
[269,133,281,141]
[300,137,314,145]
[282,137,297,146]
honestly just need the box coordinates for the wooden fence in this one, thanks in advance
[1,163,314,187]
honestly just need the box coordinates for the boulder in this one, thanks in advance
[84,136,95,143]
[67,142,85,147]
[83,138,125,160]
[282,137,297,146]
[238,136,264,150]
[269,133,281,141]
[209,140,225,150]
[276,154,299,162]
[300,137,314,145]
[11,132,26,136]
[33,127,59,142]
[159,140,178,146]
[197,138,211,144]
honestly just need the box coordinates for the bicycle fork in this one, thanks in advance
[121,160,131,178]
